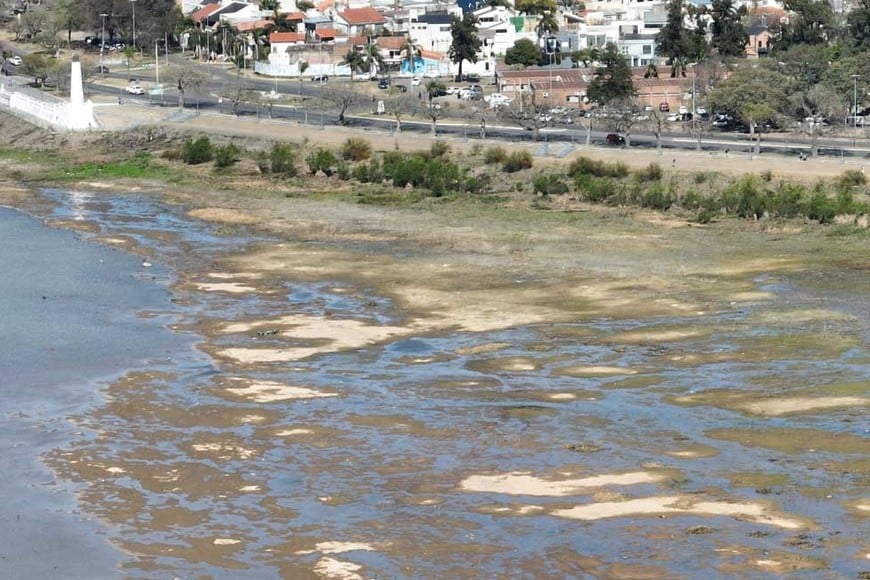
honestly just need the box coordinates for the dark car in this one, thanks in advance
[378,78,391,89]
[430,87,448,98]
[311,74,328,83]
[605,133,626,145]
[659,102,670,112]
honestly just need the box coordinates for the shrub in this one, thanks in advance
[639,184,673,210]
[680,189,703,210]
[483,146,507,164]
[182,135,213,165]
[381,152,469,196]
[306,148,338,176]
[836,169,866,189]
[213,143,242,169]
[760,169,773,182]
[470,143,483,156]
[695,209,717,224]
[577,176,618,203]
[253,149,270,174]
[336,160,350,180]
[430,140,451,158]
[341,137,372,161]
[352,158,383,183]
[568,156,629,179]
[771,182,806,218]
[503,150,534,173]
[635,162,663,182]
[533,174,569,196]
[805,191,836,223]
[270,142,297,176]
[835,189,856,214]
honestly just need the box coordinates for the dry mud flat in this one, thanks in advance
[6,182,869,578]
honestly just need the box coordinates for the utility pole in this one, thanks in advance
[852,74,859,147]
[130,0,137,51]
[99,13,108,74]
[155,39,159,83]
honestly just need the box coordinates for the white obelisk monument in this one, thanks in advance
[67,53,97,130]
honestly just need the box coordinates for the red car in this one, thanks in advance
[605,133,626,145]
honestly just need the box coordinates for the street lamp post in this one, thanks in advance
[130,0,137,51]
[99,13,108,74]
[853,74,859,147]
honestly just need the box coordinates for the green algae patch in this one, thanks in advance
[706,427,870,455]
[725,471,791,489]
[602,375,665,389]
[731,332,861,361]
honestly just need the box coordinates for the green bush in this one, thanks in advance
[639,184,673,210]
[695,209,717,224]
[352,158,383,183]
[568,156,629,179]
[213,143,242,169]
[577,176,618,203]
[836,169,866,189]
[634,162,663,182]
[270,142,297,176]
[182,135,213,165]
[771,182,806,218]
[336,160,350,180]
[805,191,836,223]
[381,152,469,196]
[341,137,372,161]
[306,148,339,176]
[430,140,451,158]
[680,189,703,210]
[533,174,569,196]
[503,150,534,173]
[483,146,507,164]
[253,149,270,174]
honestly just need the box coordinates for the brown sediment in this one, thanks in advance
[706,427,870,454]
[552,364,641,377]
[187,207,261,225]
[459,471,667,496]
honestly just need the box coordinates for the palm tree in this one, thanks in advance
[535,11,560,40]
[400,37,421,73]
[644,61,658,78]
[571,46,599,68]
[340,49,367,79]
[363,42,385,78]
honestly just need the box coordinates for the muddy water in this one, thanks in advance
[29,189,870,578]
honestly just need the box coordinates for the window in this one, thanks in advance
[643,44,651,54]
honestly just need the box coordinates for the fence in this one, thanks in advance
[0,78,98,132]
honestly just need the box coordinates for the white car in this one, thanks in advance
[411,76,421,86]
[8,55,22,66]
[125,84,144,95]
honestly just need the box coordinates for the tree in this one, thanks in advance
[791,84,846,156]
[423,80,449,133]
[170,66,205,109]
[384,88,418,132]
[497,91,548,140]
[656,0,689,76]
[770,0,834,50]
[772,44,832,92]
[643,107,669,154]
[603,97,640,146]
[340,49,367,78]
[570,46,599,68]
[21,9,47,42]
[20,52,51,86]
[363,42,385,78]
[448,12,481,82]
[586,43,636,106]
[400,37,422,72]
[710,0,747,57]
[848,0,870,50]
[535,11,560,39]
[321,85,362,124]
[77,0,180,49]
[707,65,793,154]
[515,0,557,15]
[220,80,254,116]
[54,0,83,46]
[505,38,541,67]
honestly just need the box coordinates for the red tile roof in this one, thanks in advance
[339,6,387,25]
[315,28,338,39]
[375,36,406,50]
[270,31,305,43]
[192,3,220,23]
[236,19,275,32]
[280,11,305,22]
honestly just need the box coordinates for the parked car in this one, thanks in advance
[125,83,144,95]
[605,133,626,145]
[411,76,421,86]
[659,102,670,112]
[8,55,22,66]
[377,77,391,89]
[429,86,448,98]
[311,74,328,83]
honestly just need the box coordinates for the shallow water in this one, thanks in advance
[21,191,870,578]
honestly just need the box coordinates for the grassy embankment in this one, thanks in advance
[1,129,868,237]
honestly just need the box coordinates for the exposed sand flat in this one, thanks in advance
[275,428,315,436]
[552,496,805,529]
[728,291,774,302]
[554,365,639,377]
[223,379,337,403]
[190,442,258,460]
[213,538,242,546]
[750,308,856,325]
[604,328,707,344]
[478,504,546,516]
[207,272,263,280]
[194,282,259,294]
[217,314,413,363]
[313,557,363,580]
[295,542,375,555]
[455,342,512,355]
[187,207,261,224]
[460,471,665,496]
[736,396,869,416]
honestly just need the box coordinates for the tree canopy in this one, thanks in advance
[448,12,481,81]
[505,38,541,67]
[586,43,636,106]
[710,0,747,58]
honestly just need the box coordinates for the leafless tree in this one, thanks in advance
[220,80,254,116]
[320,84,363,124]
[498,91,548,140]
[421,100,450,135]
[603,97,639,146]
[384,88,417,132]
[644,107,669,154]
[170,66,205,109]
